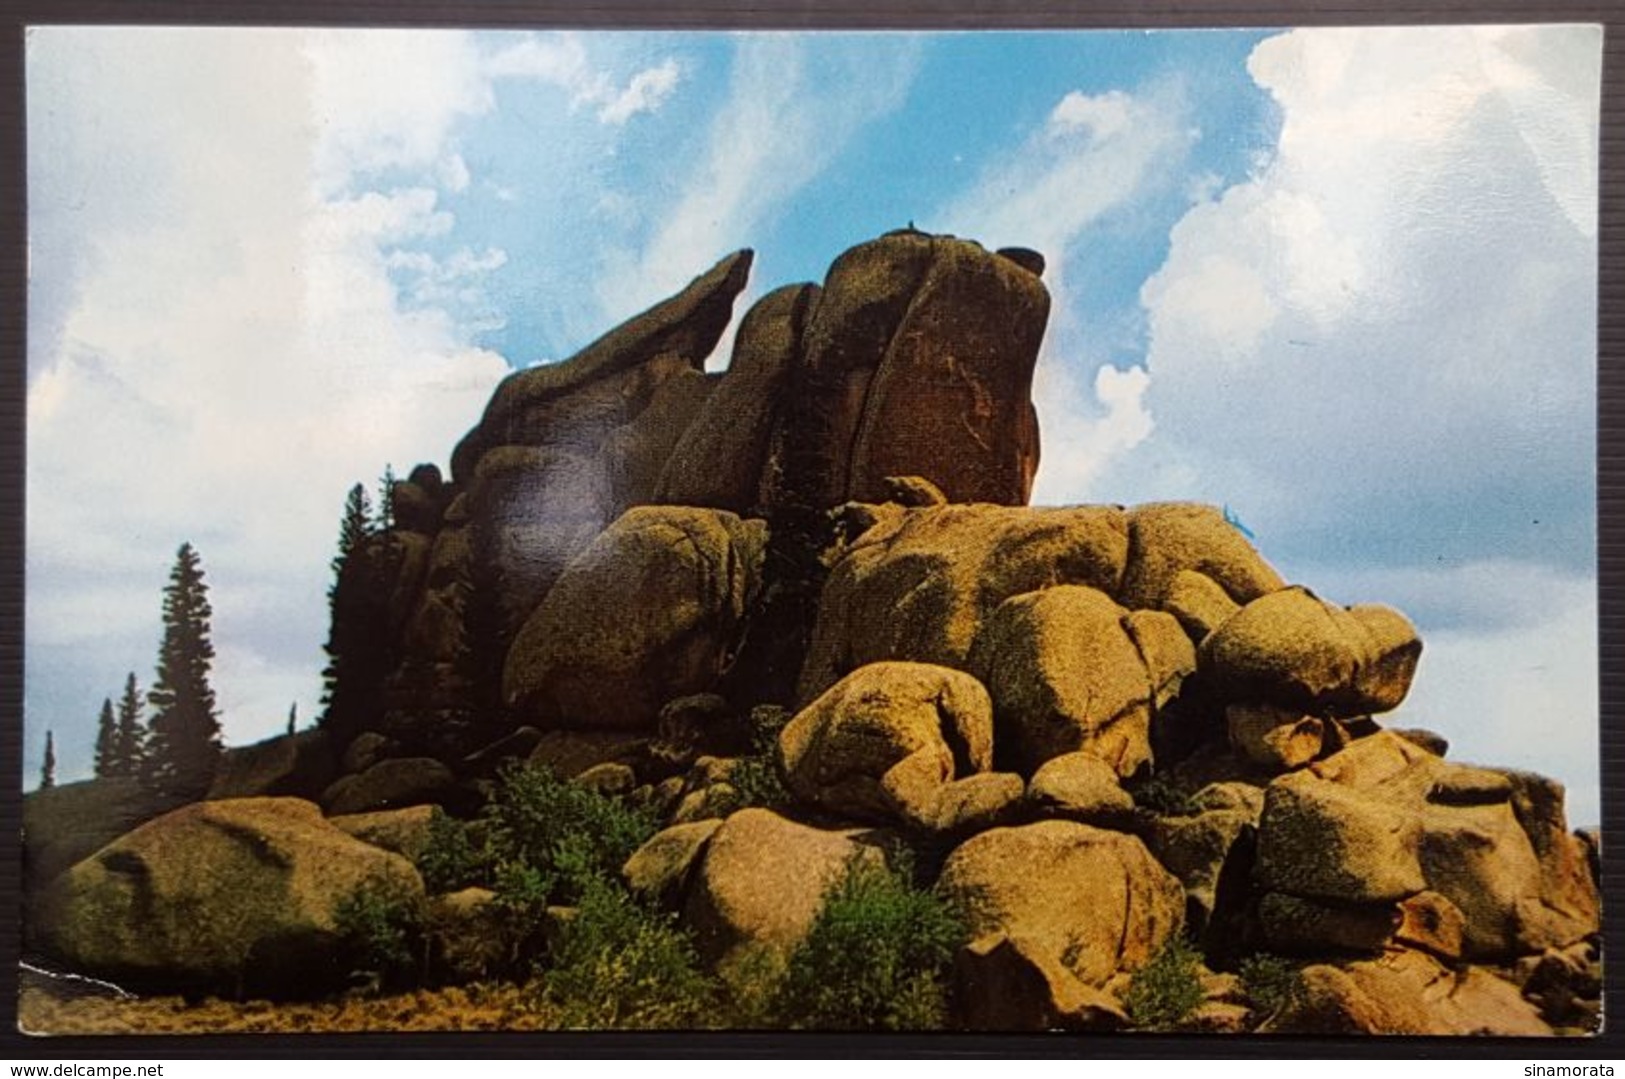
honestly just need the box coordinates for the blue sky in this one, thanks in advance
[24,26,1602,823]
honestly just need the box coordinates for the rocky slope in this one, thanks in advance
[22,231,1601,1035]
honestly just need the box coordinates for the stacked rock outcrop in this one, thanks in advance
[24,231,1600,1034]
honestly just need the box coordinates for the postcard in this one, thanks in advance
[19,24,1603,1037]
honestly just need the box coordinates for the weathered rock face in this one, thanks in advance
[206,729,336,803]
[937,820,1185,989]
[504,506,768,731]
[450,250,754,485]
[968,586,1193,776]
[825,234,1050,507]
[23,779,189,900]
[778,661,994,826]
[1202,587,1421,717]
[656,283,819,512]
[799,504,1130,702]
[327,233,1054,769]
[35,798,423,997]
[1262,949,1552,1036]
[1254,732,1599,960]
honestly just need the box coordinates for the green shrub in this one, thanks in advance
[770,854,967,1030]
[539,873,717,1029]
[1129,774,1196,817]
[1125,935,1206,1031]
[1238,952,1305,1022]
[333,878,425,992]
[483,762,658,901]
[416,809,484,893]
[724,706,793,811]
[415,762,659,906]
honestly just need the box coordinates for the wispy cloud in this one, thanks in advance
[939,83,1194,500]
[486,34,682,126]
[613,34,924,318]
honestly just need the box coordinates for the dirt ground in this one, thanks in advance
[17,968,550,1036]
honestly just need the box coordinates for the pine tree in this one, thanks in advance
[286,702,298,736]
[453,550,512,751]
[94,698,117,779]
[376,464,397,533]
[40,730,56,790]
[113,672,147,780]
[320,483,393,744]
[144,543,222,797]
[336,483,373,568]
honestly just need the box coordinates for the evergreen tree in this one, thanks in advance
[320,483,393,744]
[376,464,397,533]
[113,672,147,780]
[453,550,512,750]
[336,483,373,566]
[94,698,117,779]
[287,702,298,736]
[40,730,56,790]
[144,543,222,797]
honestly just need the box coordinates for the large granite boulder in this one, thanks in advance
[799,503,1129,702]
[657,283,819,513]
[680,808,887,980]
[320,757,460,817]
[778,661,994,826]
[504,506,768,731]
[937,820,1185,989]
[1261,949,1551,1036]
[450,249,753,483]
[1254,732,1599,959]
[23,778,188,899]
[1117,503,1285,611]
[34,798,424,998]
[968,586,1194,776]
[1201,587,1421,717]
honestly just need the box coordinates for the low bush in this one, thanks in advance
[769,854,966,1030]
[415,762,659,905]
[1238,952,1306,1022]
[1128,774,1196,817]
[722,706,793,812]
[416,810,484,894]
[1124,935,1206,1031]
[332,879,425,993]
[539,873,717,1029]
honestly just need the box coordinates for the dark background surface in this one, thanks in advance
[0,0,1618,1059]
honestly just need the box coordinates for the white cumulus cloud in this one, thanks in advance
[25,28,514,777]
[1112,25,1602,816]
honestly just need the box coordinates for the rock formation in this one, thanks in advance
[23,230,1600,1035]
